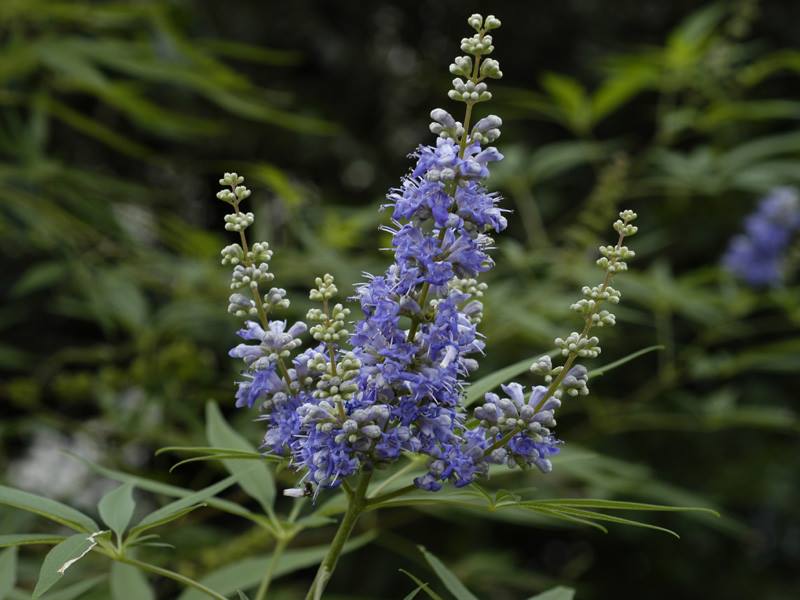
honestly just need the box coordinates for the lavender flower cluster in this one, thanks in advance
[217,13,637,497]
[723,187,800,286]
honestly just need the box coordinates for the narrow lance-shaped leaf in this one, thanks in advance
[0,534,66,548]
[32,532,103,599]
[73,454,262,524]
[399,569,446,600]
[40,575,107,600]
[129,474,240,537]
[0,547,17,599]
[0,485,98,533]
[98,483,136,541]
[527,586,576,600]
[205,401,276,513]
[110,562,155,600]
[418,546,480,600]
[178,532,376,600]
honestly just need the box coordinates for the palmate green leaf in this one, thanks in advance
[540,506,681,538]
[399,569,445,600]
[528,498,719,514]
[0,534,66,548]
[110,563,154,600]
[98,483,136,541]
[73,455,264,525]
[178,531,376,600]
[373,483,715,538]
[521,505,609,534]
[32,533,101,599]
[0,547,17,599]
[418,546,479,600]
[553,446,740,535]
[517,498,719,538]
[527,586,576,600]
[129,474,239,537]
[0,485,98,533]
[206,402,276,514]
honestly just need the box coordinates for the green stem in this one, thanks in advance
[255,537,289,600]
[115,556,227,600]
[304,471,372,600]
[532,227,628,413]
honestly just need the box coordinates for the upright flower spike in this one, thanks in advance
[723,187,800,287]
[217,173,303,410]
[530,210,639,405]
[216,15,642,503]
[211,17,654,599]
[463,211,639,476]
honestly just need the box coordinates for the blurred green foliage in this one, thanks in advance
[1,1,799,599]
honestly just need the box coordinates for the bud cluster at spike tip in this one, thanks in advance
[215,14,641,497]
[723,187,800,287]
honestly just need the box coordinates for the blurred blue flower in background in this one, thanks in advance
[723,187,800,286]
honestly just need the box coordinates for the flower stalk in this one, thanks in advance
[304,471,373,600]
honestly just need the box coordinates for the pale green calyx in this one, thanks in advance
[224,211,254,232]
[467,14,502,34]
[479,58,502,79]
[309,273,338,301]
[220,241,272,267]
[447,13,502,108]
[461,33,495,55]
[449,55,473,77]
[219,172,244,187]
[448,78,492,103]
[555,332,601,358]
[530,210,640,408]
[309,351,361,404]
[308,274,350,344]
[264,287,290,310]
[530,354,553,376]
[230,263,274,290]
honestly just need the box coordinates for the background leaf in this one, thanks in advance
[32,534,98,599]
[205,402,276,514]
[110,562,155,600]
[0,547,17,599]
[98,483,136,541]
[418,546,480,600]
[0,486,98,533]
[527,586,576,600]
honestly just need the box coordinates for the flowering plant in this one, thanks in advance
[213,13,704,598]
[0,13,716,600]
